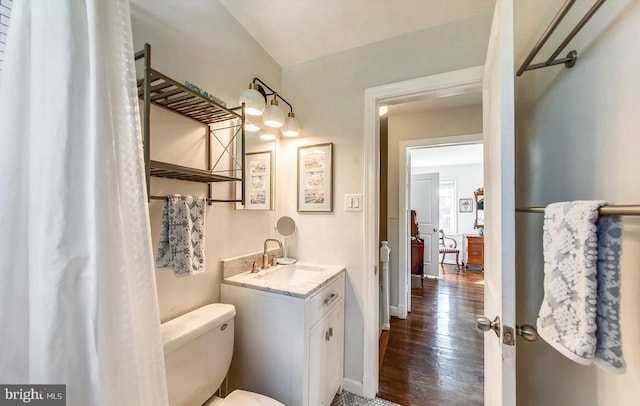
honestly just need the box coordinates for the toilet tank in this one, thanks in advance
[162,303,235,406]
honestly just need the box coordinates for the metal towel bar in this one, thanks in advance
[149,195,242,204]
[516,0,607,76]
[516,205,640,216]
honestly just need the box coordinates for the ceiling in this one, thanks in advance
[411,143,483,168]
[220,0,496,67]
[387,91,482,116]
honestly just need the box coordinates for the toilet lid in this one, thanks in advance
[218,390,285,406]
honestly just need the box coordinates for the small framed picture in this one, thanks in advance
[245,151,274,210]
[297,143,333,212]
[459,198,473,213]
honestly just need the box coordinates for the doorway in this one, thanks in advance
[366,3,516,401]
[409,143,485,280]
[378,140,486,404]
[362,65,484,398]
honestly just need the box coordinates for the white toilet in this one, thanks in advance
[162,303,284,406]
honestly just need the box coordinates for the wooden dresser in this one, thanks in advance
[465,235,484,270]
[410,210,424,277]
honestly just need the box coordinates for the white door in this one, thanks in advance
[481,0,516,405]
[411,172,440,278]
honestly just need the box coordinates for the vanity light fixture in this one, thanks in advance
[239,78,301,134]
[282,112,301,137]
[239,83,266,116]
[263,97,285,128]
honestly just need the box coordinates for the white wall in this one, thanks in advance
[130,0,282,322]
[515,1,640,404]
[412,162,483,263]
[387,106,483,306]
[0,0,11,76]
[281,13,492,389]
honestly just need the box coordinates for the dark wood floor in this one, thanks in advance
[378,265,485,406]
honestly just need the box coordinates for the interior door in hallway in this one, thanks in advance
[482,0,516,404]
[411,172,439,279]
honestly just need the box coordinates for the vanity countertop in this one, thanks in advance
[222,262,345,298]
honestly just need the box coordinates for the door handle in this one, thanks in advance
[476,316,500,337]
[477,316,539,342]
[433,227,438,232]
[516,324,538,342]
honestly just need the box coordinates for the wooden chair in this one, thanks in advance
[439,229,460,270]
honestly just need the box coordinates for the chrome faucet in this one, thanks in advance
[262,238,283,269]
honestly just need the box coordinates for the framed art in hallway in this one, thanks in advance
[245,151,273,210]
[459,198,473,213]
[298,143,333,212]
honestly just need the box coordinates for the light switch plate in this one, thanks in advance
[344,194,362,212]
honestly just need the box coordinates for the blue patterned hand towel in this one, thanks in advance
[594,215,625,372]
[156,195,206,277]
[537,201,624,373]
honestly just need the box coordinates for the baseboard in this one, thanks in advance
[343,378,364,397]
[397,304,407,319]
[390,305,407,319]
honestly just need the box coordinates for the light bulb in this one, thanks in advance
[239,83,265,116]
[282,112,301,137]
[260,133,277,141]
[245,122,260,132]
[263,99,285,128]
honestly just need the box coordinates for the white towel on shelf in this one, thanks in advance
[156,195,206,277]
[537,201,625,372]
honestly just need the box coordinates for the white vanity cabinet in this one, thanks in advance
[221,270,345,406]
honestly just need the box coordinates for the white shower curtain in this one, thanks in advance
[0,1,168,405]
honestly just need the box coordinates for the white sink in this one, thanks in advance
[223,262,344,298]
[252,264,325,286]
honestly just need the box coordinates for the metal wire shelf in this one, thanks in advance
[135,43,245,205]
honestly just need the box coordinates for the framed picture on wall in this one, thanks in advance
[245,151,274,210]
[297,143,333,212]
[459,198,473,213]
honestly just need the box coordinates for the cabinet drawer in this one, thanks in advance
[308,274,344,328]
[467,241,482,249]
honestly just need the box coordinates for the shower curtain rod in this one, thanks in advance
[516,205,640,216]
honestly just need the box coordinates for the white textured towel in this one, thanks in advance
[537,201,625,372]
[156,195,206,277]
